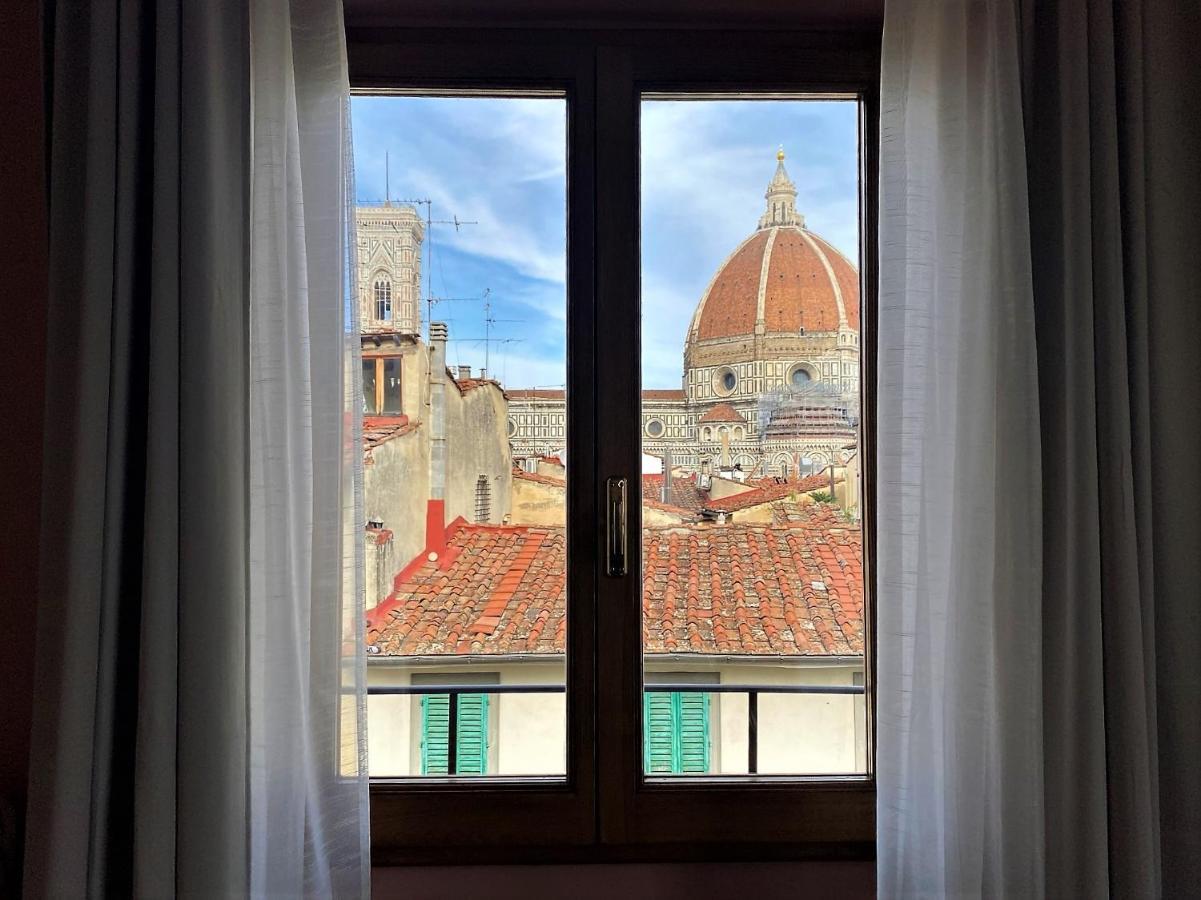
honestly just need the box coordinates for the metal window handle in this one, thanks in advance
[606,477,628,577]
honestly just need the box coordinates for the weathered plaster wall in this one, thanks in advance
[362,339,513,604]
[510,476,566,526]
[444,382,512,527]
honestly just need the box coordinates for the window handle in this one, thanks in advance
[606,477,628,577]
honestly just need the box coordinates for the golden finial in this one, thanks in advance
[777,145,785,161]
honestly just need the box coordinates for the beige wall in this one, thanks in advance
[707,474,756,502]
[367,658,864,777]
[444,381,512,528]
[367,660,567,777]
[363,338,512,606]
[510,476,566,526]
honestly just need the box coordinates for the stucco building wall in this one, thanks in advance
[366,659,864,777]
[362,329,513,606]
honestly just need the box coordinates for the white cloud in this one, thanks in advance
[352,96,860,393]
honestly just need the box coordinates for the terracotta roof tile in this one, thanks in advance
[698,403,746,424]
[642,473,707,512]
[705,474,836,513]
[641,389,687,401]
[366,511,862,657]
[363,416,420,450]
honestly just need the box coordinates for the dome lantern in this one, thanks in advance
[758,146,804,230]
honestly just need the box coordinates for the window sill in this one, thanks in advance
[369,781,875,866]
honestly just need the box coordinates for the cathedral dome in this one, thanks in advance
[685,152,859,350]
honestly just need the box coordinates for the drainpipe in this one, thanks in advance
[427,321,448,552]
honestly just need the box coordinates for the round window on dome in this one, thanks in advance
[646,418,664,438]
[713,367,738,396]
[789,366,813,388]
[507,418,518,438]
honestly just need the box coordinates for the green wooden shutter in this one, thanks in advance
[420,694,450,775]
[420,693,489,775]
[644,691,711,773]
[644,691,677,773]
[455,693,489,775]
[677,691,711,773]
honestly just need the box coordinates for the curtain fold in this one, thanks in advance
[25,1,367,895]
[876,0,1045,895]
[880,0,1201,896]
[1021,0,1201,894]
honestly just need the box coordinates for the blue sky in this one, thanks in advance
[351,97,859,389]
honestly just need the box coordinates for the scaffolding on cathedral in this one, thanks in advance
[756,381,859,440]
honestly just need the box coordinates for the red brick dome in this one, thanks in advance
[688,224,860,344]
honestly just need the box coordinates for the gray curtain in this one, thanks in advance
[27,1,368,895]
[26,2,250,895]
[1022,1,1201,895]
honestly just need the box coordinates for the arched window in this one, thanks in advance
[374,279,392,321]
[790,366,812,388]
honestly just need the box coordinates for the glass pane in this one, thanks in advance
[354,95,568,777]
[381,357,401,415]
[362,359,377,415]
[640,97,867,775]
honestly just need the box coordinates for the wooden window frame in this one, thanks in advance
[348,26,878,867]
[362,354,403,416]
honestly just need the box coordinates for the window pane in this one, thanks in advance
[640,97,867,775]
[381,357,401,415]
[354,94,568,778]
[362,359,377,415]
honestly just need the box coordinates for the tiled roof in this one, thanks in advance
[513,468,566,488]
[642,473,707,512]
[642,389,687,401]
[705,474,835,512]
[452,376,498,394]
[363,416,420,450]
[506,388,687,402]
[506,389,566,400]
[365,508,862,657]
[691,225,860,344]
[698,403,746,424]
[518,468,696,519]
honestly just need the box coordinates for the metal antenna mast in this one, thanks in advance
[391,196,478,338]
[481,288,524,375]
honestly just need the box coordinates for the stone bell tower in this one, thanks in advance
[356,203,424,335]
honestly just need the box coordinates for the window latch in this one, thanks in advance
[605,477,628,577]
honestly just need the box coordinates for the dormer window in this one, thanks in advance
[374,279,392,320]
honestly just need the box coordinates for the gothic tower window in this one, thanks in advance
[374,279,393,321]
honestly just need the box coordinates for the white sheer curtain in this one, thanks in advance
[249,1,369,896]
[25,0,368,894]
[876,0,1044,896]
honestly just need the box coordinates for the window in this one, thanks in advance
[352,28,877,864]
[362,355,402,416]
[420,693,490,775]
[374,279,392,320]
[644,692,710,774]
[714,366,738,395]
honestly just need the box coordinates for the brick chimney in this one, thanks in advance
[457,365,471,380]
